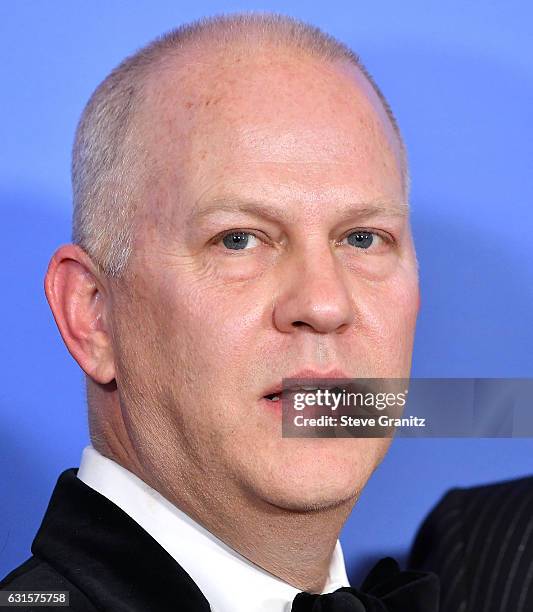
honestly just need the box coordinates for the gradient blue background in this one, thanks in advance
[1,0,532,584]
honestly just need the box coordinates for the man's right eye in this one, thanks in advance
[219,231,260,250]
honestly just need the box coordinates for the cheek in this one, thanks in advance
[379,276,420,366]
[390,270,420,330]
[351,268,419,363]
[150,272,268,382]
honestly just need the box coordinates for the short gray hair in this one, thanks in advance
[71,12,409,278]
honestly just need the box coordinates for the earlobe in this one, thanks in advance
[44,244,116,384]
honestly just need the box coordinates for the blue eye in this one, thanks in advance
[346,231,376,249]
[221,231,260,250]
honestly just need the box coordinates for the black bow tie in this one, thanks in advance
[291,557,439,611]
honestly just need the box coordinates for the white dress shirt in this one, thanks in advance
[76,445,351,612]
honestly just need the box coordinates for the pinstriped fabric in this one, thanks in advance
[444,565,465,610]
[468,483,527,607]
[501,518,533,609]
[409,489,469,611]
[480,487,533,607]
[408,476,533,612]
[517,556,533,611]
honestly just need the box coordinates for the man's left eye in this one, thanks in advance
[220,231,260,250]
[342,231,382,249]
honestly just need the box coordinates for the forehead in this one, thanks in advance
[139,44,404,224]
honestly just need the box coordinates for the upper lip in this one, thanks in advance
[262,368,351,398]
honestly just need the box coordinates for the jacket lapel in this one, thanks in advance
[32,468,211,611]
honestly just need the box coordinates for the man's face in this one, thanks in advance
[108,47,419,513]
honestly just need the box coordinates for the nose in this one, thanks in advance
[273,246,356,334]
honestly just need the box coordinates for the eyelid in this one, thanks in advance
[211,228,270,248]
[336,228,393,246]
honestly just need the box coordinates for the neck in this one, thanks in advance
[96,445,354,593]
[160,470,354,593]
[224,500,353,592]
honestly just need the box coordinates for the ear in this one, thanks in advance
[44,244,116,384]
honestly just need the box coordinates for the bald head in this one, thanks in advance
[72,13,408,278]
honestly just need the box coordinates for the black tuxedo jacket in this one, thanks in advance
[0,468,211,611]
[409,475,533,612]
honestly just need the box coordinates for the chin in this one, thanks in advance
[268,485,362,513]
[231,437,390,513]
[247,457,374,513]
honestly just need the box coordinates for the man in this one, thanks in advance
[0,13,437,611]
[409,474,533,612]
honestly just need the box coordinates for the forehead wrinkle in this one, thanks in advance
[186,197,409,227]
[187,199,293,225]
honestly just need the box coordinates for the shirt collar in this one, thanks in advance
[77,444,351,612]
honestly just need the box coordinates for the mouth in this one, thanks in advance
[264,392,282,403]
[262,384,285,408]
[263,384,344,402]
[261,369,351,408]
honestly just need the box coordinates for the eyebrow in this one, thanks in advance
[187,197,409,225]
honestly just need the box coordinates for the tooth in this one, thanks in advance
[270,395,280,401]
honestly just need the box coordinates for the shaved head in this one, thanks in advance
[71,12,408,279]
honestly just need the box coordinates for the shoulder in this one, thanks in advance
[410,474,533,612]
[411,474,533,561]
[0,556,97,611]
[450,473,533,506]
[421,474,533,532]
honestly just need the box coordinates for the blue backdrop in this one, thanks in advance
[1,0,532,583]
